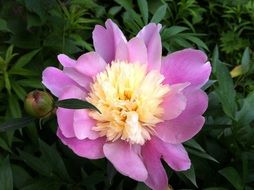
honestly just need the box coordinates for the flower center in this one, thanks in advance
[87,61,170,145]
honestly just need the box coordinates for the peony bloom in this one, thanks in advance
[42,19,211,190]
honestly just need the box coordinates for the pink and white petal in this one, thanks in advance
[42,67,76,97]
[75,52,107,77]
[63,67,92,91]
[103,141,148,181]
[142,140,168,190]
[161,49,211,88]
[93,19,127,63]
[57,129,105,159]
[156,87,208,144]
[127,37,147,64]
[57,86,86,138]
[73,109,99,140]
[57,54,76,67]
[162,83,189,120]
[152,137,191,171]
[137,23,162,71]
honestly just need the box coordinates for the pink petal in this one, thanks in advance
[57,54,76,67]
[162,83,189,120]
[42,67,75,97]
[161,49,211,88]
[142,141,168,190]
[57,86,86,138]
[115,41,129,61]
[151,137,191,171]
[115,37,148,65]
[57,129,105,159]
[75,52,107,77]
[127,37,147,64]
[137,23,162,71]
[73,109,99,140]
[93,19,127,63]
[156,87,208,144]
[63,67,92,90]
[103,141,148,181]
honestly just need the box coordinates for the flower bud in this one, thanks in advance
[24,90,54,118]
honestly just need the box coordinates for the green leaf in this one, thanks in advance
[0,156,13,190]
[18,150,52,176]
[56,98,101,113]
[136,183,150,190]
[204,188,228,190]
[150,4,167,23]
[0,18,11,33]
[21,179,62,190]
[180,165,197,187]
[213,46,236,119]
[11,81,27,101]
[39,140,71,181]
[17,79,43,88]
[0,117,35,132]
[138,0,149,24]
[4,72,11,94]
[182,35,209,51]
[12,49,40,69]
[202,80,217,91]
[12,165,31,189]
[8,94,22,118]
[0,138,11,152]
[184,139,205,153]
[241,47,250,73]
[186,147,219,163]
[115,0,143,27]
[236,91,254,125]
[163,26,189,38]
[9,68,39,76]
[219,167,244,190]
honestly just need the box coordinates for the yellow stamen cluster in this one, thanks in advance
[87,61,170,145]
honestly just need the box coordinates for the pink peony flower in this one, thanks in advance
[42,19,211,190]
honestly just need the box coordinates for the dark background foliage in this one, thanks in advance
[0,0,254,189]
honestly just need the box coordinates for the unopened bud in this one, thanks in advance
[24,90,54,118]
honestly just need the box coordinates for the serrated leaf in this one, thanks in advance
[151,4,167,23]
[0,117,34,132]
[56,98,101,113]
[0,156,13,190]
[138,0,148,24]
[219,167,244,190]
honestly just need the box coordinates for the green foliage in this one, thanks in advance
[0,0,254,190]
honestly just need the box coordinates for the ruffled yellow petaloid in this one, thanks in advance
[87,61,170,145]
